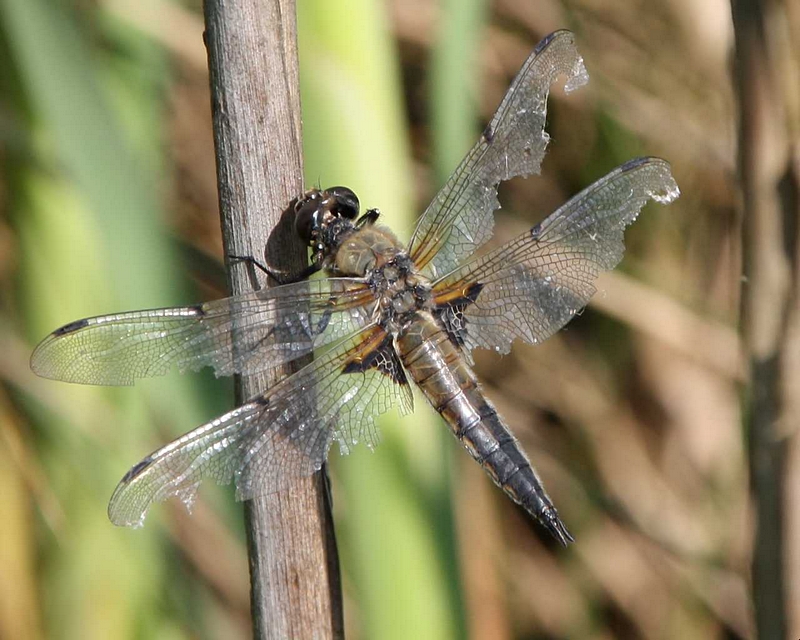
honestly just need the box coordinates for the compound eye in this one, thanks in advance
[294,199,322,245]
[328,186,359,219]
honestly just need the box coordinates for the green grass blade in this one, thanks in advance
[298,0,466,637]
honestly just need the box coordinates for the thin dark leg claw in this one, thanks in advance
[228,253,321,287]
[228,254,292,287]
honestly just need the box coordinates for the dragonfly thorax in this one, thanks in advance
[330,225,404,276]
[367,253,433,331]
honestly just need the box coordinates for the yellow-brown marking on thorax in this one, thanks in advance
[334,226,405,277]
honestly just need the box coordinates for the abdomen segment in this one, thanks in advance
[442,387,572,546]
[397,313,573,545]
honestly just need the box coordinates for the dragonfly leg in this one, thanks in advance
[356,208,380,227]
[228,254,320,287]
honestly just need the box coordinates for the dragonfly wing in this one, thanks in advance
[108,324,413,527]
[31,277,374,385]
[431,158,680,356]
[407,30,589,279]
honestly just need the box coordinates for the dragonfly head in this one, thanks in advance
[294,186,360,257]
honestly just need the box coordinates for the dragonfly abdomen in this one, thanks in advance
[397,313,573,546]
[454,395,573,545]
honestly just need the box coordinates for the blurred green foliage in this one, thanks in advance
[298,0,464,637]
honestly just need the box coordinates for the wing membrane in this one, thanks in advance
[408,30,589,279]
[108,324,413,527]
[31,277,374,385]
[431,158,680,356]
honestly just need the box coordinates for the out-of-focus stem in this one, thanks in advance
[731,2,798,638]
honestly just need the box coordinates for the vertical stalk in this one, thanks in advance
[202,0,343,636]
[731,1,798,638]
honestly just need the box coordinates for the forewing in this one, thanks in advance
[31,277,374,385]
[431,158,680,356]
[107,324,413,527]
[408,30,589,279]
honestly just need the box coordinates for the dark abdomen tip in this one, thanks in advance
[540,506,574,546]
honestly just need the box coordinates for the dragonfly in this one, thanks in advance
[30,30,679,544]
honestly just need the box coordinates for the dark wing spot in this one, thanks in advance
[342,335,408,385]
[433,282,485,347]
[530,223,542,240]
[53,318,90,336]
[187,303,206,317]
[620,156,651,172]
[462,282,484,303]
[120,456,154,483]
[342,356,370,375]
[482,123,495,144]
[534,30,559,55]
[436,307,466,347]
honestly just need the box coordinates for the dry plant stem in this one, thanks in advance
[202,0,343,637]
[731,1,798,638]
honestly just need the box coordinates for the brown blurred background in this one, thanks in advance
[1,0,798,638]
